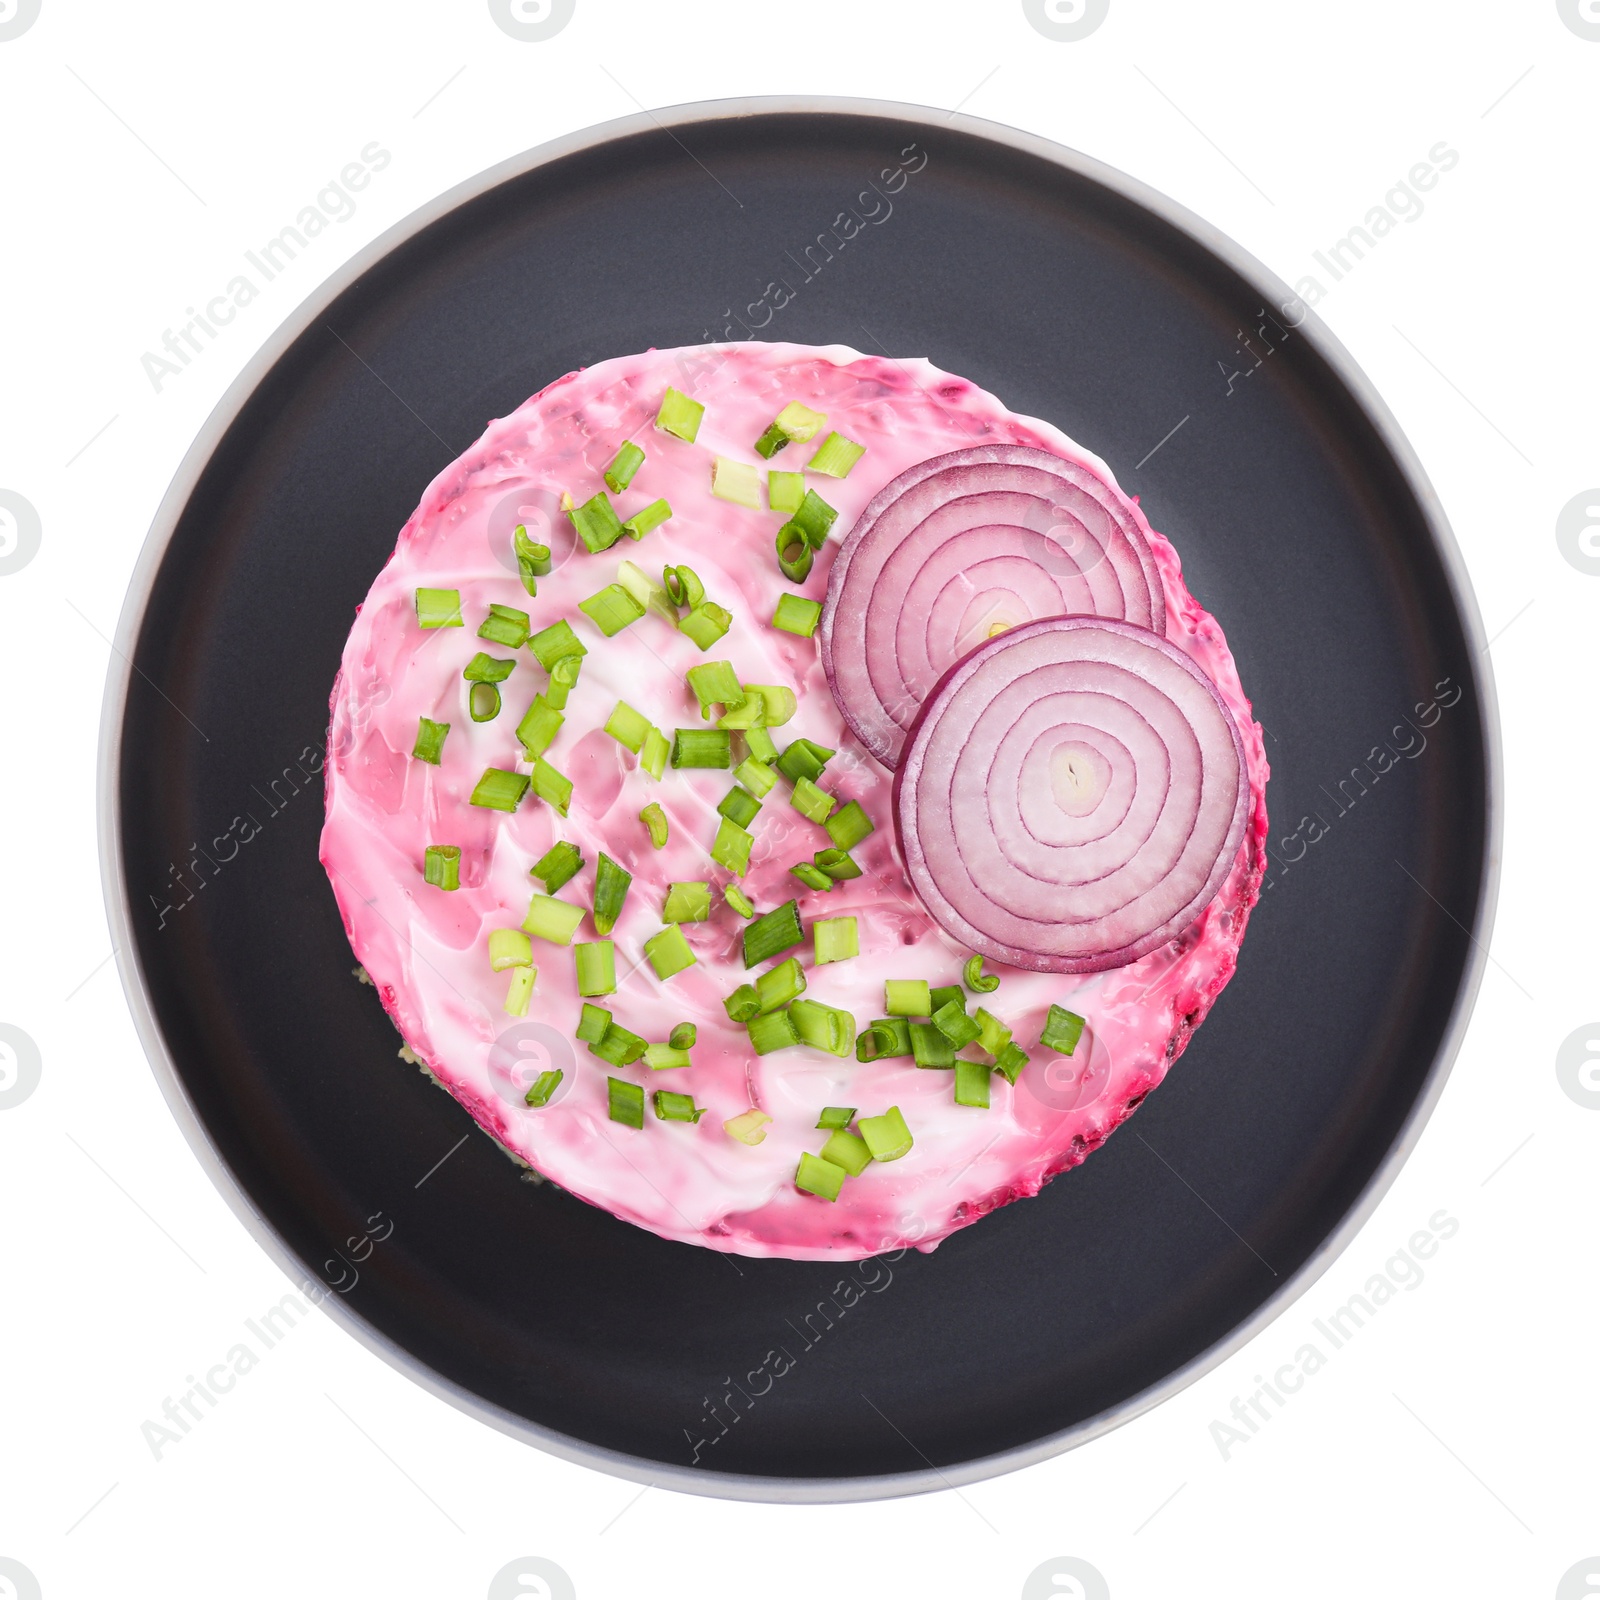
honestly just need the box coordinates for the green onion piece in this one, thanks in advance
[724,884,755,918]
[816,1105,856,1131]
[791,489,839,548]
[662,564,705,608]
[711,456,762,509]
[755,956,806,1015]
[930,984,965,1016]
[640,802,669,849]
[671,728,731,769]
[724,1109,772,1145]
[745,684,797,726]
[655,386,704,442]
[789,776,836,824]
[814,847,862,882]
[711,818,753,877]
[771,593,822,637]
[604,440,645,493]
[754,423,789,460]
[791,998,855,1058]
[478,603,531,648]
[954,1059,992,1109]
[669,1022,697,1050]
[884,979,931,1016]
[995,1042,1030,1085]
[524,1067,562,1107]
[542,654,581,710]
[470,768,530,812]
[775,739,835,784]
[775,522,813,583]
[516,695,563,757]
[530,840,584,893]
[575,940,616,997]
[775,401,827,442]
[469,681,501,722]
[813,916,858,964]
[825,800,875,851]
[513,525,550,595]
[723,983,760,1024]
[687,660,746,717]
[909,1021,956,1068]
[1041,1004,1087,1054]
[488,928,533,971]
[743,899,803,968]
[747,1008,799,1055]
[640,726,670,780]
[744,726,779,764]
[576,1002,611,1044]
[616,559,676,620]
[821,1129,873,1176]
[604,700,652,753]
[622,498,672,541]
[807,431,866,478]
[678,601,732,650]
[592,853,631,936]
[714,689,768,731]
[593,1021,648,1068]
[794,1151,845,1201]
[423,845,460,890]
[789,862,833,891]
[717,787,762,828]
[932,999,983,1049]
[964,954,1001,993]
[522,893,585,945]
[579,583,646,637]
[415,587,462,629]
[504,964,536,1016]
[412,716,449,765]
[768,469,805,511]
[734,757,778,798]
[464,652,516,683]
[529,619,588,672]
[643,923,697,980]
[663,882,711,923]
[653,1089,704,1123]
[644,1043,692,1072]
[975,1007,1013,1059]
[857,1105,913,1162]
[529,757,573,817]
[606,1077,645,1128]
[855,1018,913,1062]
[568,490,625,554]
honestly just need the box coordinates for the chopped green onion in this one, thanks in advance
[775,400,827,441]
[666,1023,696,1052]
[755,956,806,1014]
[504,964,535,1016]
[616,559,675,619]
[604,440,645,493]
[687,660,746,717]
[543,654,582,709]
[855,1017,913,1062]
[754,422,789,460]
[415,587,462,629]
[663,882,711,923]
[640,726,670,779]
[724,884,755,918]
[488,929,533,971]
[678,601,732,650]
[604,700,652,753]
[469,681,501,722]
[768,470,805,511]
[529,619,588,672]
[964,954,1001,993]
[671,728,731,768]
[478,603,531,648]
[711,456,762,508]
[711,817,753,877]
[858,1105,913,1162]
[516,695,563,757]
[643,923,697,980]
[734,757,778,798]
[975,1007,1013,1059]
[644,1043,692,1071]
[653,1089,704,1123]
[813,847,862,882]
[717,787,762,828]
[576,1002,611,1044]
[423,845,460,890]
[723,984,760,1023]
[794,1151,845,1201]
[514,526,550,595]
[790,489,839,549]
[592,853,631,936]
[655,386,704,442]
[884,979,931,1016]
[579,583,646,637]
[994,1042,1030,1085]
[568,490,625,554]
[954,1059,992,1109]
[821,1129,873,1176]
[807,431,865,477]
[789,862,833,891]
[776,739,834,784]
[825,800,874,851]
[816,1105,856,1131]
[606,1077,645,1128]
[662,564,705,608]
[593,1021,648,1068]
[575,941,616,997]
[909,1021,955,1068]
[412,716,449,764]
[1041,1004,1087,1054]
[743,899,803,968]
[622,498,673,541]
[529,757,573,816]
[930,985,965,1016]
[775,522,813,583]
[744,726,779,764]
[747,1008,799,1055]
[464,651,516,683]
[524,1067,562,1107]
[790,776,836,824]
[531,841,584,893]
[791,998,855,1057]
[640,802,669,849]
[724,1108,772,1145]
[522,894,585,945]
[814,917,858,964]
[714,689,767,731]
[744,684,797,726]
[933,999,983,1049]
[771,593,822,637]
[470,768,530,812]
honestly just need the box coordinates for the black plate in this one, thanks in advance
[101,100,1496,1500]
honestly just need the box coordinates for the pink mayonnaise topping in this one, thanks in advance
[320,342,1268,1261]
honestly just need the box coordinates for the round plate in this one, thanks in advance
[100,99,1497,1501]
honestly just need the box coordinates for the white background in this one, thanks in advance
[1,2,1594,1596]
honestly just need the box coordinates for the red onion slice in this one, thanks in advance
[821,445,1165,768]
[893,617,1249,974]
